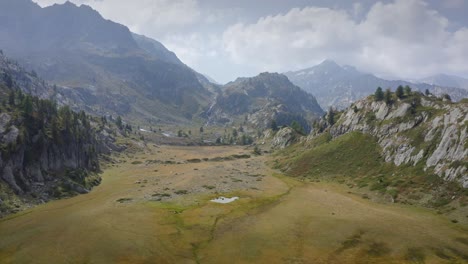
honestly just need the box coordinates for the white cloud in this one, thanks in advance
[222,0,468,79]
[223,7,357,71]
[162,33,221,67]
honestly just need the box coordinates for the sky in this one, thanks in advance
[34,0,468,84]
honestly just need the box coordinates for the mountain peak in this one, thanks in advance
[319,59,340,67]
[63,1,76,6]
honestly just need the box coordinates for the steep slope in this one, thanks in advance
[206,72,323,132]
[285,60,468,109]
[0,81,101,217]
[274,92,467,218]
[131,33,183,65]
[322,94,467,187]
[0,0,212,123]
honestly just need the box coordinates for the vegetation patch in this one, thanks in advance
[404,247,426,263]
[455,237,468,246]
[337,230,364,252]
[366,241,391,257]
[187,159,202,163]
[116,198,133,203]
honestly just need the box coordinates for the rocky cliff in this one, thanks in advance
[0,54,123,216]
[313,93,467,187]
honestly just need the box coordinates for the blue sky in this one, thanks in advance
[35,0,468,83]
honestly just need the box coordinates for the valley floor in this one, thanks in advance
[0,145,467,263]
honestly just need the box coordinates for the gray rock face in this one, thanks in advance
[316,96,468,187]
[0,113,11,134]
[271,127,297,149]
[1,125,18,144]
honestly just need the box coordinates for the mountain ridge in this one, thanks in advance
[418,73,468,90]
[0,0,213,124]
[206,72,323,132]
[285,60,468,110]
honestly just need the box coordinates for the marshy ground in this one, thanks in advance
[0,145,467,263]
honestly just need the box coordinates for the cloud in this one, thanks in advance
[222,0,468,79]
[163,33,221,66]
[223,7,357,71]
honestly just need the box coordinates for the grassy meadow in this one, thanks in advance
[0,144,467,263]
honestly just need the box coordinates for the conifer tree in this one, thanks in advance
[374,87,384,101]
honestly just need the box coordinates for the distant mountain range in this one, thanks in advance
[285,60,468,109]
[417,74,468,90]
[206,72,323,132]
[0,0,214,123]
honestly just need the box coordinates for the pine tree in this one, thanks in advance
[396,85,404,99]
[404,85,412,96]
[327,107,335,125]
[291,120,305,134]
[270,120,278,131]
[232,128,238,138]
[115,116,123,129]
[374,87,384,101]
[8,90,15,105]
[22,95,33,118]
[384,88,392,104]
[3,73,13,88]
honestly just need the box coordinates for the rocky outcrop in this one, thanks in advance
[311,95,467,187]
[271,127,298,149]
[0,94,104,216]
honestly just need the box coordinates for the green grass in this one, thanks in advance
[276,131,467,209]
[285,132,385,179]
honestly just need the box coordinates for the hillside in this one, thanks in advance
[0,84,101,216]
[285,60,468,109]
[274,91,467,219]
[0,0,213,124]
[205,72,323,132]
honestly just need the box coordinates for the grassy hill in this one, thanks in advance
[272,91,468,224]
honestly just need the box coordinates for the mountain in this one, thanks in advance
[285,60,468,109]
[275,91,467,211]
[206,72,323,132]
[418,74,468,90]
[0,0,213,123]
